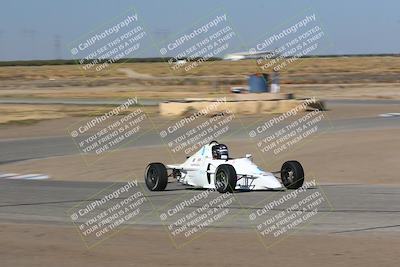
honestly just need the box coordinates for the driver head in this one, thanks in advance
[212,144,229,160]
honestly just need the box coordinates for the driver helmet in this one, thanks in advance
[212,144,229,160]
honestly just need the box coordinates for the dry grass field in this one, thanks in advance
[0,56,399,124]
[1,56,400,80]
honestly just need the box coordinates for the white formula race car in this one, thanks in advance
[145,141,304,193]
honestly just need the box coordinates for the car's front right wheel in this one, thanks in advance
[145,162,168,191]
[215,164,237,193]
[281,160,304,189]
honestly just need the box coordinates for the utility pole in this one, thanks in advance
[21,28,37,59]
[53,34,62,60]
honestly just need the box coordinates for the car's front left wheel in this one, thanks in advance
[215,164,237,193]
[145,163,168,191]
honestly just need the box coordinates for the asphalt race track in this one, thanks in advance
[0,179,399,234]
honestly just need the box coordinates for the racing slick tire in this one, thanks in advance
[215,164,237,193]
[145,162,168,191]
[281,161,304,189]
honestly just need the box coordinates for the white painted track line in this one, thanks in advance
[0,172,49,180]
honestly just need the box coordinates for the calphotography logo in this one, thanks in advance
[67,97,150,164]
[156,187,239,248]
[157,11,240,73]
[249,11,329,72]
[68,180,153,248]
[248,97,329,159]
[157,97,238,155]
[248,179,333,249]
[69,7,149,74]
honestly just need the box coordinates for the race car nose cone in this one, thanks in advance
[262,175,283,189]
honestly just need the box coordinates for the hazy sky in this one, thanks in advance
[0,0,399,60]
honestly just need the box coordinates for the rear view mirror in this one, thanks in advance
[246,154,253,161]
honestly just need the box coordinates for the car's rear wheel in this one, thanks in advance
[145,163,168,191]
[215,164,237,193]
[281,161,304,189]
